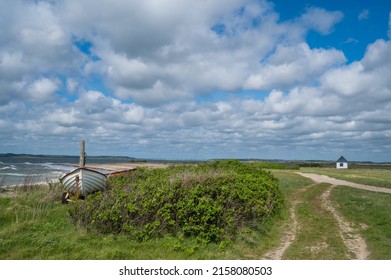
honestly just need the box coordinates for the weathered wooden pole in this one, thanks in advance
[75,175,79,198]
[79,140,86,167]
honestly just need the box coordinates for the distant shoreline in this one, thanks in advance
[2,153,391,165]
[64,162,170,171]
[0,162,169,188]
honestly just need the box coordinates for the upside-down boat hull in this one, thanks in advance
[60,168,107,196]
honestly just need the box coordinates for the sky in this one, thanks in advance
[1,0,391,161]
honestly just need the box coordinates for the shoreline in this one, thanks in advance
[1,162,170,189]
[64,162,171,171]
[0,179,57,197]
[0,178,59,189]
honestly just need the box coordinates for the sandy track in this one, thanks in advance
[295,172,379,259]
[262,200,300,260]
[263,172,388,260]
[262,184,317,260]
[295,172,391,194]
[69,162,170,171]
[320,185,370,259]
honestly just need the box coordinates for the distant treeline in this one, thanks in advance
[241,161,328,170]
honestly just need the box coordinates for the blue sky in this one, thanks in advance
[272,0,389,60]
[1,0,391,161]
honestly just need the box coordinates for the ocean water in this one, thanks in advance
[0,154,134,187]
[0,161,73,187]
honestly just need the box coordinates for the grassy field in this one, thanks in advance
[269,170,313,195]
[1,166,391,259]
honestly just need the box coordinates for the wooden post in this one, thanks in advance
[80,140,85,167]
[75,175,79,198]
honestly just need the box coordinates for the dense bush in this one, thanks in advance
[68,160,284,243]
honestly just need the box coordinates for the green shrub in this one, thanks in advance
[68,160,284,243]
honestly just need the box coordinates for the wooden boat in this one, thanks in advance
[60,167,107,197]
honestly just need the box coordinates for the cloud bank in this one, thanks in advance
[1,0,391,161]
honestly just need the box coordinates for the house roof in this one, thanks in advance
[337,156,348,163]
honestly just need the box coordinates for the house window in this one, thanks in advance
[339,163,344,167]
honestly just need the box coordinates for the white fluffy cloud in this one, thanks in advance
[73,0,286,104]
[0,0,390,161]
[299,7,343,35]
[25,78,59,103]
[244,43,346,90]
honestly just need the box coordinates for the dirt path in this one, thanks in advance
[320,185,370,259]
[262,200,300,260]
[295,172,378,259]
[295,172,391,194]
[263,172,386,259]
[262,184,317,260]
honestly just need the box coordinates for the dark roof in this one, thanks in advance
[337,156,348,163]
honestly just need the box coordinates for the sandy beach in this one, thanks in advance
[66,162,171,171]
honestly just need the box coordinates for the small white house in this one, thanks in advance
[336,156,348,169]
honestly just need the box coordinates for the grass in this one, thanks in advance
[283,183,349,259]
[331,186,391,259]
[269,170,313,195]
[0,185,286,259]
[300,167,391,188]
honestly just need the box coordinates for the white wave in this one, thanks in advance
[42,163,74,171]
[0,173,25,177]
[0,165,18,170]
[23,162,50,167]
[20,161,73,172]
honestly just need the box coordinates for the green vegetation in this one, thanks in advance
[300,168,391,188]
[2,164,391,260]
[331,186,391,259]
[68,160,284,244]
[269,170,313,195]
[0,160,287,259]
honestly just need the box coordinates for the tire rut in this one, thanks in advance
[320,185,370,259]
[262,183,316,260]
[263,170,380,259]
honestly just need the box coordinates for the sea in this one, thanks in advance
[0,154,134,187]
